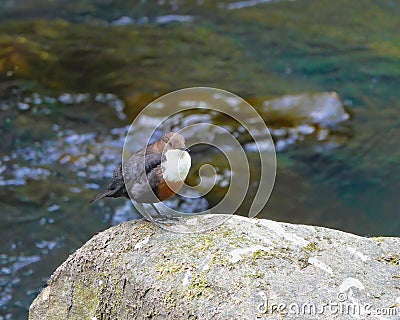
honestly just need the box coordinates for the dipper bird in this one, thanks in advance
[91,132,191,210]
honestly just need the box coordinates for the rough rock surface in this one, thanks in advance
[29,215,400,320]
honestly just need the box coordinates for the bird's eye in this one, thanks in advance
[169,142,172,146]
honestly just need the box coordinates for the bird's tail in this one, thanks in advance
[90,189,115,203]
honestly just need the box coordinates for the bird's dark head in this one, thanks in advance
[162,132,188,152]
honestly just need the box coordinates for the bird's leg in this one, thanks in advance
[150,203,164,219]
[149,203,174,225]
[134,202,155,223]
[133,200,163,221]
[149,203,180,223]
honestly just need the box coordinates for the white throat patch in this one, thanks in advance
[162,150,191,182]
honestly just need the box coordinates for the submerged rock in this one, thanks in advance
[29,216,400,320]
[248,92,351,151]
[262,92,349,127]
[124,91,351,153]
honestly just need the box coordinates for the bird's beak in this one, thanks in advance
[180,147,190,153]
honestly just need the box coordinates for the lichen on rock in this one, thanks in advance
[29,215,400,320]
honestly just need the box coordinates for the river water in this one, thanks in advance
[0,0,399,319]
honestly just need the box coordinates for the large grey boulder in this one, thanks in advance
[29,215,400,320]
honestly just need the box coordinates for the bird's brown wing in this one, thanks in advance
[91,152,162,203]
[122,151,161,180]
[145,154,162,174]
